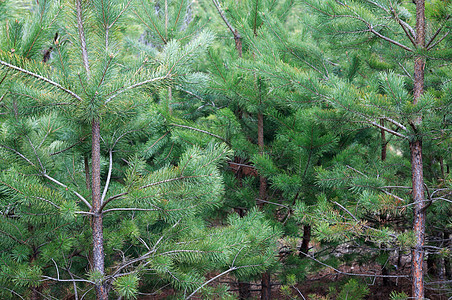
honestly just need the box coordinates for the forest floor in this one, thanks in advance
[142,260,450,299]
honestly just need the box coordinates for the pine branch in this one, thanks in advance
[0,144,36,167]
[49,135,88,156]
[100,175,211,212]
[381,116,407,131]
[427,31,449,51]
[426,15,451,49]
[41,276,94,284]
[185,267,238,300]
[103,208,159,214]
[42,173,92,210]
[104,75,169,104]
[367,24,413,52]
[0,60,82,101]
[170,123,229,144]
[212,0,236,37]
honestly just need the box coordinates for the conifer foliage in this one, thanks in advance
[0,0,279,299]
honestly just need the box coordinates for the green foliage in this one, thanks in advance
[335,279,370,300]
[113,274,139,299]
[389,290,409,300]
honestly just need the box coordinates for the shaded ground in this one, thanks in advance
[140,261,450,299]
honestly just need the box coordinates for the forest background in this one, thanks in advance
[0,0,450,299]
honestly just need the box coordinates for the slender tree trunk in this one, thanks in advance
[411,1,426,298]
[380,120,387,161]
[261,271,271,300]
[299,224,311,258]
[238,282,251,299]
[84,156,91,190]
[379,127,391,286]
[411,139,425,299]
[444,232,451,280]
[91,120,107,300]
[257,113,266,208]
[234,29,242,57]
[257,112,271,300]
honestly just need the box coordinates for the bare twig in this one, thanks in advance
[100,150,113,204]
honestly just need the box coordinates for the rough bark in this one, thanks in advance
[91,120,108,300]
[411,1,426,299]
[410,139,425,300]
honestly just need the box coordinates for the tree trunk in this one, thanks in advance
[380,120,387,161]
[257,112,271,299]
[411,1,426,298]
[257,113,266,208]
[299,224,311,258]
[410,139,425,300]
[445,232,451,280]
[91,120,108,300]
[238,282,251,299]
[261,271,271,300]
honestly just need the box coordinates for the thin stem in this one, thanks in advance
[100,149,113,203]
[76,0,90,76]
[212,0,236,36]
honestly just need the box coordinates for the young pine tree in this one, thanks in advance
[0,1,280,299]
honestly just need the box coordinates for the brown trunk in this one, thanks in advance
[380,120,387,161]
[84,156,91,190]
[258,112,270,298]
[299,225,311,258]
[91,120,107,300]
[234,30,242,57]
[382,260,390,286]
[238,282,251,299]
[445,232,451,280]
[30,248,41,300]
[410,139,425,300]
[258,113,266,208]
[411,1,426,298]
[261,271,271,300]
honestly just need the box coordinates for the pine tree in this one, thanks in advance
[293,1,452,298]
[0,1,280,299]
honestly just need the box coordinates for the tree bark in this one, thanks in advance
[410,139,425,300]
[411,1,426,299]
[261,271,271,300]
[91,120,108,300]
[299,224,311,258]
